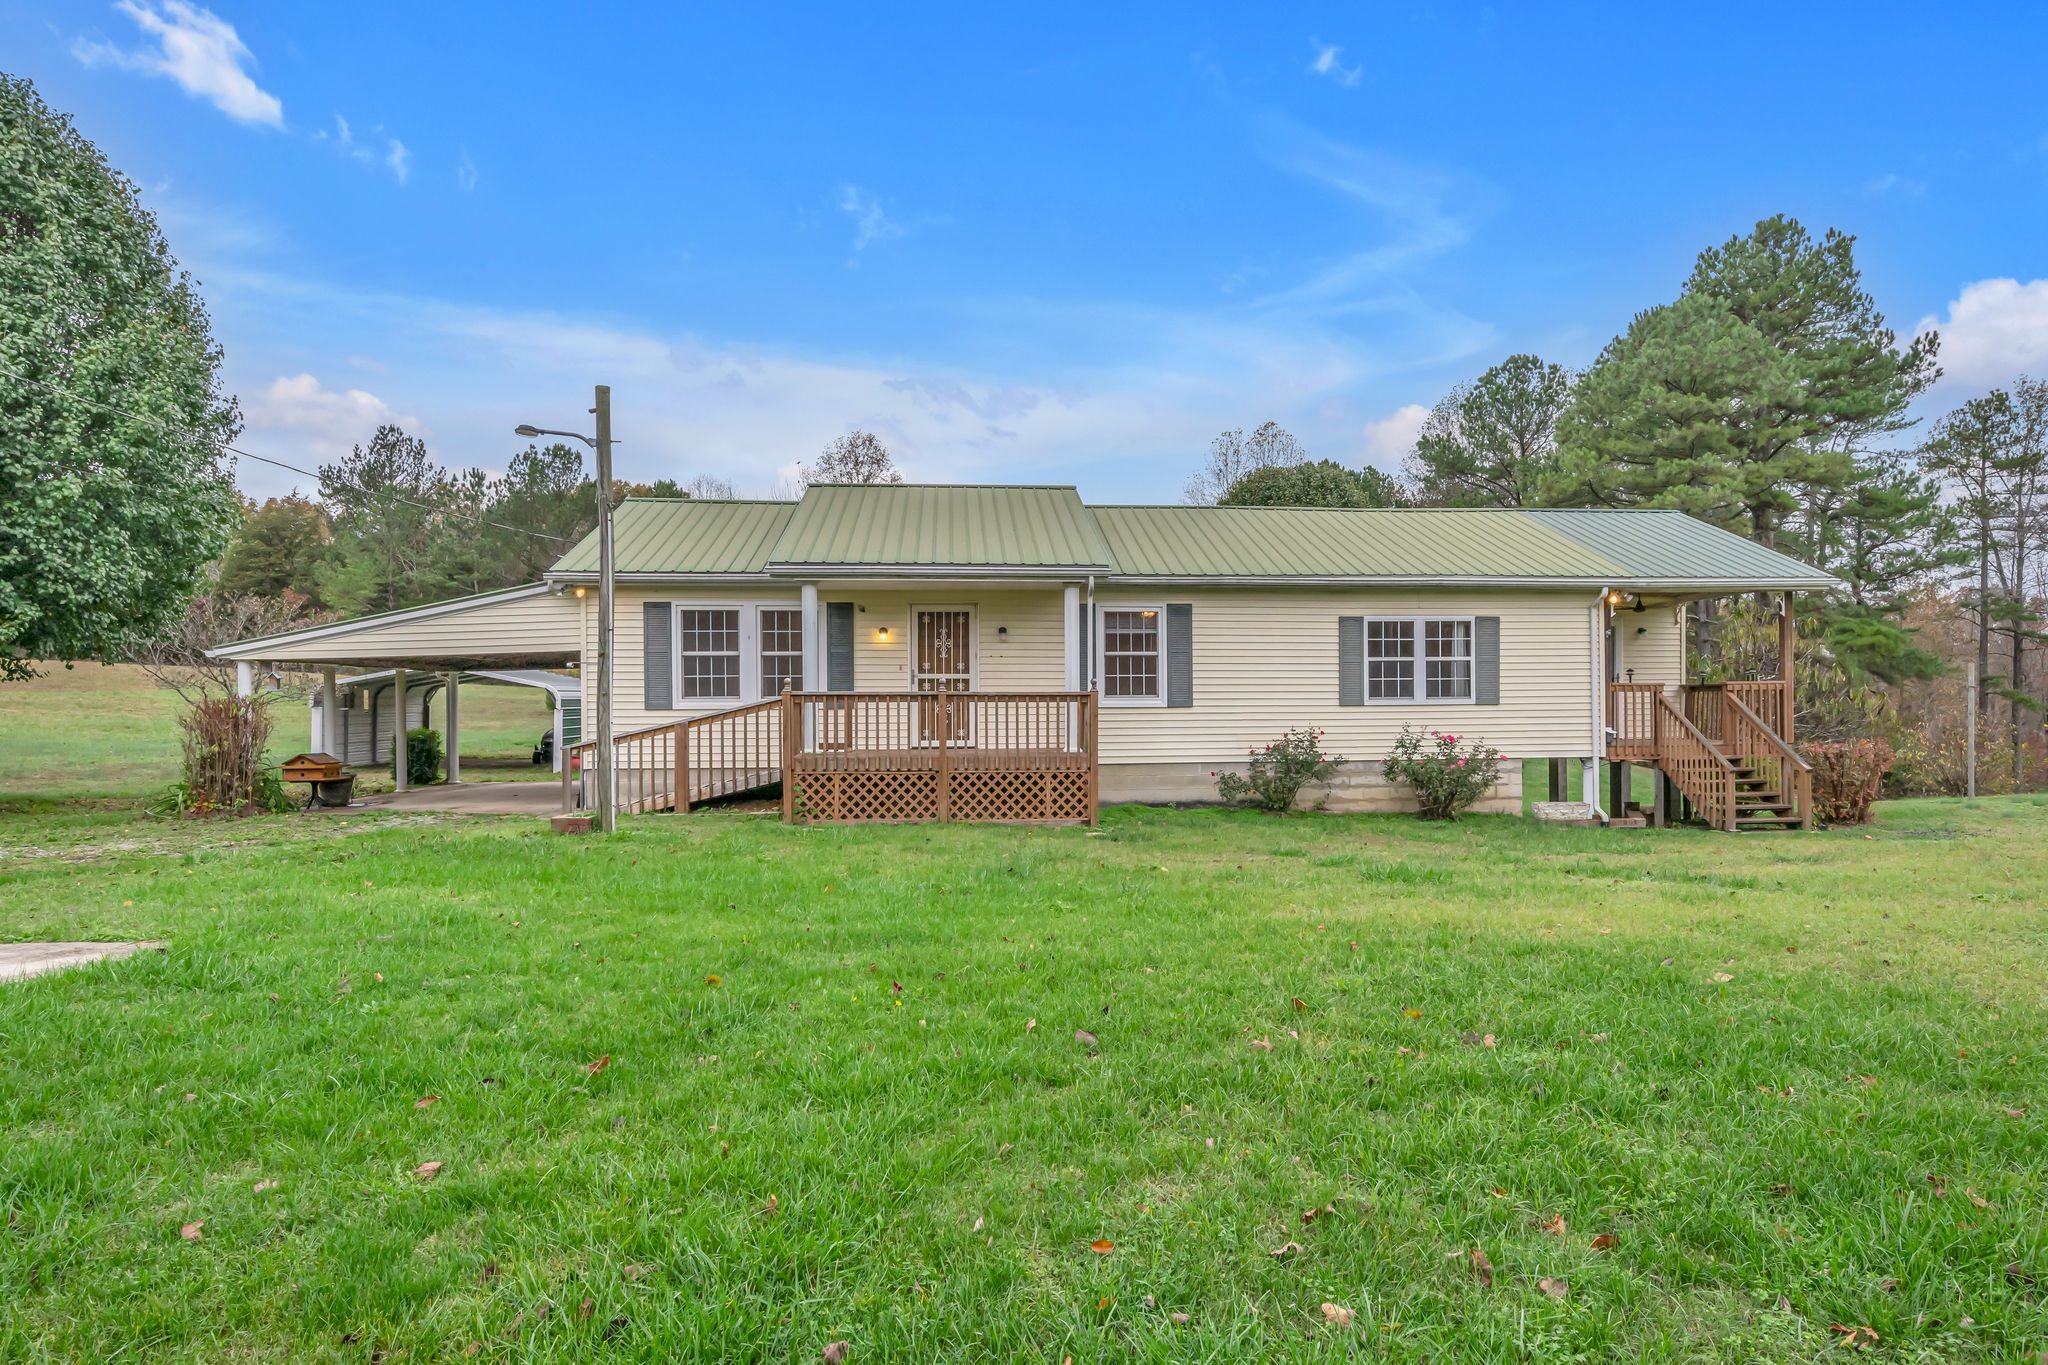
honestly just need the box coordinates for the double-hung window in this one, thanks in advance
[675,604,803,704]
[1099,607,1165,704]
[1364,617,1474,702]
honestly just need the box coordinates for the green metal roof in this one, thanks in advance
[1091,506,1621,579]
[552,499,795,575]
[546,487,1835,588]
[764,484,1113,571]
[1518,509,1836,585]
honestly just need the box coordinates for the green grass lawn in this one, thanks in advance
[1,796,2044,1360]
[0,665,560,804]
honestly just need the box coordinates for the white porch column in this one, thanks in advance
[1062,584,1081,690]
[800,584,821,689]
[319,667,338,752]
[1584,596,1606,807]
[235,661,253,698]
[445,670,461,783]
[392,667,409,793]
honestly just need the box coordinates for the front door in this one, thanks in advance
[913,608,974,744]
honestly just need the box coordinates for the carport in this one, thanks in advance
[206,582,585,796]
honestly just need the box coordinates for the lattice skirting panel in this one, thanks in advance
[792,766,1090,824]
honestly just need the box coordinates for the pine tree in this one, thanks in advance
[316,426,452,615]
[1405,354,1572,507]
[216,494,332,606]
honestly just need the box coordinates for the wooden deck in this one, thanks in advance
[567,690,1098,825]
[1608,680,1811,831]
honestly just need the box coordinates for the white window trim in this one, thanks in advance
[1096,603,1168,708]
[909,604,980,692]
[672,601,804,707]
[1361,614,1477,706]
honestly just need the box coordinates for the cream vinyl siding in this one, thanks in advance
[1620,602,1688,691]
[1096,587,1597,763]
[837,590,1066,692]
[599,586,799,732]
[226,590,580,664]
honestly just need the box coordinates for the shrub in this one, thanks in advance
[174,695,272,815]
[406,727,444,786]
[1382,726,1504,821]
[1215,728,1343,813]
[1802,738,1893,824]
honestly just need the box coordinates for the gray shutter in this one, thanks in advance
[1474,615,1500,705]
[825,602,855,691]
[1338,616,1364,706]
[643,601,673,709]
[1166,603,1193,708]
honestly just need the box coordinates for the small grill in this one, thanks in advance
[280,753,355,808]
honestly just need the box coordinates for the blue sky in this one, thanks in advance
[7,2,2048,501]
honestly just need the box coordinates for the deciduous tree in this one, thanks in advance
[217,494,332,606]
[0,73,241,679]
[804,430,901,486]
[1184,421,1305,504]
[1220,459,1408,508]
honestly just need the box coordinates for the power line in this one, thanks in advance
[0,361,576,544]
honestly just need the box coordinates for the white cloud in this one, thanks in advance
[1917,278,2048,390]
[1863,172,1925,196]
[74,0,282,127]
[1308,41,1361,88]
[243,373,419,466]
[1360,403,1428,466]
[456,152,479,192]
[838,185,904,252]
[314,114,411,184]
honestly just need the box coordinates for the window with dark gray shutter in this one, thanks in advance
[1338,616,1364,705]
[825,601,855,690]
[642,601,673,709]
[1165,603,1193,708]
[1473,615,1500,705]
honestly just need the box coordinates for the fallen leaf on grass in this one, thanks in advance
[1829,1323,1879,1349]
[1459,1031,1497,1048]
[415,1095,439,1110]
[179,1220,204,1242]
[413,1161,443,1181]
[1539,1214,1566,1237]
[1468,1247,1493,1286]
[1074,1029,1098,1049]
[972,1216,984,1233]
[578,1298,593,1320]
[623,1263,653,1281]
[1291,997,1307,1012]
[760,1194,780,1219]
[1089,1239,1114,1255]
[1270,1241,1303,1260]
[1170,1311,1191,1324]
[1711,972,1734,983]
[1879,1278,1899,1292]
[823,1341,849,1363]
[2007,1262,2035,1287]
[584,1055,612,1076]
[253,1179,278,1194]
[1926,1173,1948,1198]
[704,974,721,987]
[1965,1188,1993,1210]
[1590,1233,1617,1252]
[2003,1106,2027,1119]
[1402,1008,1423,1020]
[1320,1302,1353,1326]
[1249,1036,1273,1051]
[1537,1277,1568,1300]
[1025,1018,1037,1033]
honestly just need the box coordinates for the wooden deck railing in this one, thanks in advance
[565,698,784,815]
[1607,682,1664,761]
[1723,691,1813,830]
[1654,694,1739,830]
[782,690,1097,825]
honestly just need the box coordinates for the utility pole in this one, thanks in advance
[1966,660,1978,800]
[593,384,617,834]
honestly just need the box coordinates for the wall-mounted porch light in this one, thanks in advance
[877,626,890,641]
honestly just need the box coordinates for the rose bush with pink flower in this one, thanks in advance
[1383,726,1504,820]
[1215,727,1343,813]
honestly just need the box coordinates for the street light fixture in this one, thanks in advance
[515,386,618,834]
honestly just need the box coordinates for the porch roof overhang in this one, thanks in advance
[206,582,581,669]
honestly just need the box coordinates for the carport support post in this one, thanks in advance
[445,671,461,783]
[320,668,338,753]
[235,661,253,698]
[392,667,409,793]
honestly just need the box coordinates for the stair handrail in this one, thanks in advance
[1723,692,1813,830]
[1655,694,1742,831]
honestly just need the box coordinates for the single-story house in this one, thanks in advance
[212,483,1836,829]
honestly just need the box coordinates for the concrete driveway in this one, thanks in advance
[0,940,165,983]
[337,782,565,816]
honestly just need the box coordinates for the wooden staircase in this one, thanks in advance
[1608,681,1813,832]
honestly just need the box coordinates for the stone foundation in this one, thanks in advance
[1100,760,1524,815]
